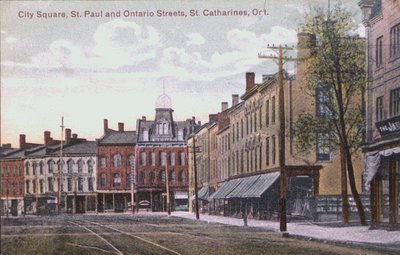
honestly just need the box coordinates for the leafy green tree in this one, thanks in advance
[294,6,366,225]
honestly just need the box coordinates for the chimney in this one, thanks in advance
[65,128,72,144]
[192,116,196,124]
[44,131,51,146]
[103,119,108,134]
[246,72,255,91]
[72,134,78,139]
[232,94,239,106]
[297,32,316,59]
[118,122,124,132]
[209,114,218,123]
[19,134,26,149]
[262,74,273,83]
[142,116,146,121]
[221,102,228,112]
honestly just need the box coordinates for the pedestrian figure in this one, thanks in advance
[242,201,248,227]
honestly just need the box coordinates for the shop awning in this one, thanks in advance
[175,191,188,199]
[364,146,400,190]
[239,171,280,198]
[208,178,243,200]
[226,175,260,199]
[190,186,209,201]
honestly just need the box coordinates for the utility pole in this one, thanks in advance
[165,150,171,216]
[58,117,64,214]
[259,45,295,233]
[130,148,136,214]
[192,137,200,220]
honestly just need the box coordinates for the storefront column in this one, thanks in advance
[370,178,377,226]
[112,193,115,211]
[389,160,398,224]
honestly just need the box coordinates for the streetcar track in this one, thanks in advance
[69,221,123,255]
[69,219,183,255]
[83,220,183,255]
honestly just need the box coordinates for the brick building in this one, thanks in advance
[193,32,365,221]
[135,93,199,212]
[97,120,136,212]
[360,0,400,226]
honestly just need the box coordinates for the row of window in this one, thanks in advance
[25,177,94,193]
[376,88,400,121]
[1,164,23,177]
[139,151,186,167]
[232,96,276,144]
[25,159,95,176]
[375,23,400,68]
[98,170,187,188]
[1,181,23,195]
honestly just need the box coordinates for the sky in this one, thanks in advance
[0,0,364,147]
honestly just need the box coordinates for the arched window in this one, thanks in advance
[39,161,44,175]
[67,159,74,174]
[88,177,94,191]
[26,180,30,194]
[25,162,30,176]
[32,162,37,175]
[159,170,166,184]
[47,160,55,174]
[77,159,84,173]
[57,160,65,172]
[143,129,149,141]
[163,123,168,134]
[78,177,83,191]
[179,152,186,166]
[140,152,146,166]
[139,172,145,184]
[178,129,183,141]
[100,157,106,168]
[180,170,186,184]
[100,174,106,188]
[170,152,175,166]
[87,159,94,174]
[169,170,175,184]
[149,171,155,184]
[113,154,122,167]
[150,152,155,166]
[113,173,121,187]
[160,152,166,166]
[128,155,135,168]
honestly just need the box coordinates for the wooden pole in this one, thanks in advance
[193,138,200,220]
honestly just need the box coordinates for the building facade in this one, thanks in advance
[135,93,199,212]
[97,121,137,213]
[360,0,400,226]
[193,32,365,222]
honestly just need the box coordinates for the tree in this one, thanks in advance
[294,6,366,225]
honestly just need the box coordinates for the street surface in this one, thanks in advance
[1,213,398,255]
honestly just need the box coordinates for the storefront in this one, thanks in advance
[364,143,400,227]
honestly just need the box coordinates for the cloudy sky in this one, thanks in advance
[1,0,363,147]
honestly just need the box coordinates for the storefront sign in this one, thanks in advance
[375,115,400,136]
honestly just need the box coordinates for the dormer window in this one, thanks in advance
[157,121,169,135]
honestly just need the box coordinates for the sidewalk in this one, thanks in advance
[171,211,400,250]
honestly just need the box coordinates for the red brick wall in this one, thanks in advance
[0,159,25,197]
[97,145,135,190]
[136,147,188,190]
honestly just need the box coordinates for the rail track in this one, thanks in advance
[69,219,182,255]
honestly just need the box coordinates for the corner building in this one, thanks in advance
[360,0,400,226]
[135,93,200,212]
